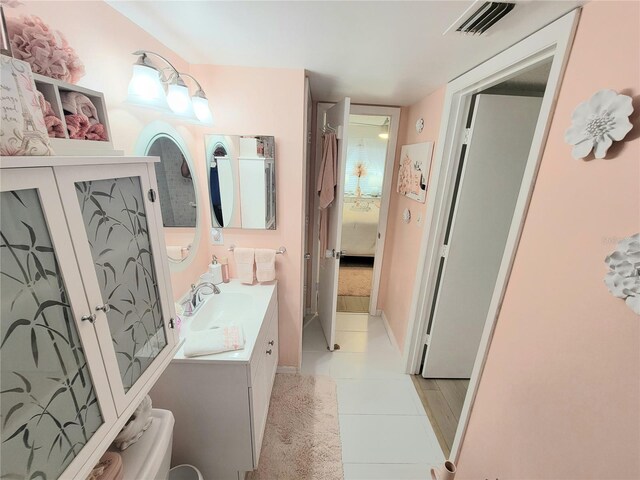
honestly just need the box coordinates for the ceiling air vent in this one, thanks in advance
[445,1,515,35]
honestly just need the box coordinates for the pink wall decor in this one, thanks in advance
[0,54,52,155]
[6,14,84,83]
[604,232,640,315]
[396,141,433,203]
[565,89,634,159]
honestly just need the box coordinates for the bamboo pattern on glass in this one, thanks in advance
[1,189,103,480]
[75,177,167,392]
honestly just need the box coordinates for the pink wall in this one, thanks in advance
[188,64,307,368]
[378,87,445,348]
[456,2,640,478]
[8,3,307,368]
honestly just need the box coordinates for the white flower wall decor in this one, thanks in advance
[565,89,634,159]
[604,233,640,315]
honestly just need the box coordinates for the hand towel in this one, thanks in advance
[113,395,153,451]
[184,326,246,357]
[255,248,276,282]
[234,247,255,284]
[61,91,99,125]
[65,113,90,139]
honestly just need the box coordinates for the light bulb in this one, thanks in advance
[127,64,166,108]
[192,94,212,123]
[167,82,192,115]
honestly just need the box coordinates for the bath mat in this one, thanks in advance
[247,374,343,480]
[338,266,373,297]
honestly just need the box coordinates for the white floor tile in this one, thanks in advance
[337,378,425,415]
[339,415,445,465]
[301,351,332,376]
[302,318,328,352]
[344,463,439,480]
[336,312,369,332]
[330,351,405,379]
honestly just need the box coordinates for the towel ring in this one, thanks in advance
[228,245,286,255]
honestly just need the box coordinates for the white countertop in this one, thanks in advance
[171,279,276,364]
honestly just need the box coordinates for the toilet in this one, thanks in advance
[114,409,203,480]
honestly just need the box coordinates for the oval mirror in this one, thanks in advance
[146,134,198,263]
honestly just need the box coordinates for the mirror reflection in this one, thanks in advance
[147,135,198,262]
[205,135,276,230]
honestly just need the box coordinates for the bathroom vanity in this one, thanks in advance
[150,280,279,480]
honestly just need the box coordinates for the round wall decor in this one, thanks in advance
[416,118,425,134]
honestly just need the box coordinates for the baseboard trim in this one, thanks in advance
[381,310,400,353]
[276,366,299,374]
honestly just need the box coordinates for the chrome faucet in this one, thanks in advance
[181,282,220,316]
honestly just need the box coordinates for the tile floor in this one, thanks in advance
[302,313,445,480]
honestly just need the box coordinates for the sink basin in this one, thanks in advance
[188,292,255,331]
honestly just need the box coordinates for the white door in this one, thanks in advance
[317,97,351,350]
[423,94,543,378]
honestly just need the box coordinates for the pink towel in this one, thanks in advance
[61,91,99,125]
[65,113,90,139]
[35,91,65,138]
[234,247,255,284]
[317,132,337,254]
[255,248,276,282]
[86,122,108,141]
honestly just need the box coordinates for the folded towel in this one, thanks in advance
[255,248,276,282]
[113,395,153,451]
[61,91,99,125]
[86,122,108,141]
[184,326,246,357]
[65,113,90,139]
[234,247,255,284]
[35,91,65,138]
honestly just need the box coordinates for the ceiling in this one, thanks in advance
[108,1,582,106]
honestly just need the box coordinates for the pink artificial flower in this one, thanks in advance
[6,14,85,83]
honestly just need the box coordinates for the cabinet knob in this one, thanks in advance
[268,340,274,346]
[95,304,111,313]
[81,313,96,323]
[266,349,272,355]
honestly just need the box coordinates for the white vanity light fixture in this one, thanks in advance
[127,51,213,124]
[127,53,168,109]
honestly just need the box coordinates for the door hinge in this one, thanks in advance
[462,128,471,145]
[424,333,431,346]
[440,244,449,258]
[148,188,157,202]
[168,318,175,329]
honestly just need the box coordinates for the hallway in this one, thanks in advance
[302,313,445,479]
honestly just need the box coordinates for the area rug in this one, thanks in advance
[247,374,344,480]
[338,266,373,297]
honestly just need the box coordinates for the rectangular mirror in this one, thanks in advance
[205,135,276,230]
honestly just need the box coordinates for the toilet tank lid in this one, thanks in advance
[112,408,175,480]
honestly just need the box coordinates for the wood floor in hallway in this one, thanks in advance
[411,376,469,458]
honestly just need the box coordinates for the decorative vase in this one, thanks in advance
[431,461,456,480]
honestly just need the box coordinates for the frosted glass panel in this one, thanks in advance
[1,189,103,480]
[75,177,167,392]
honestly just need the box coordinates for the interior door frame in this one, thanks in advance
[310,103,400,317]
[402,9,580,461]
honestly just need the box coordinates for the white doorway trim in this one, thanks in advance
[402,9,580,461]
[310,103,400,317]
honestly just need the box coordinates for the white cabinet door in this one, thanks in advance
[54,163,177,415]
[0,168,117,480]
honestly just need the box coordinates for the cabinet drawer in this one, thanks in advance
[249,307,279,467]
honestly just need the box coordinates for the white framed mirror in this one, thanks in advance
[136,122,200,268]
[205,134,276,230]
